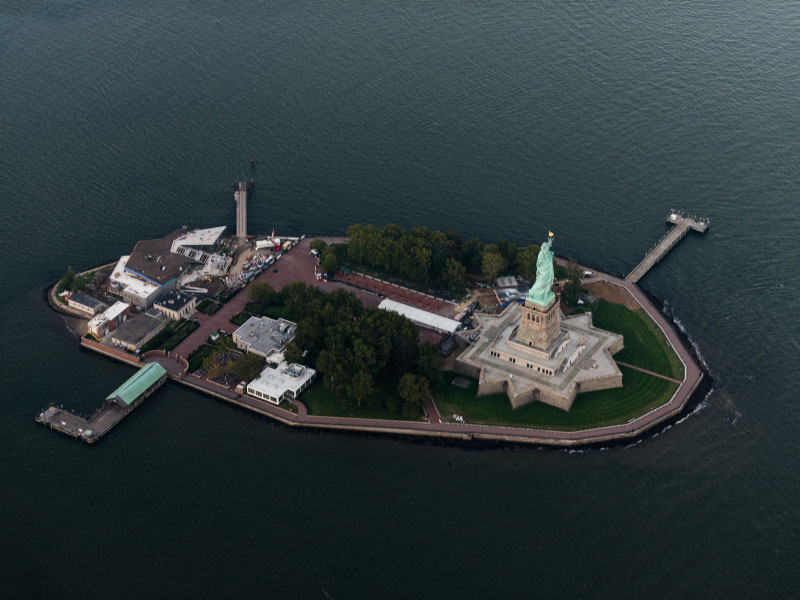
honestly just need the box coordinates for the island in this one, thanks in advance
[40,184,710,447]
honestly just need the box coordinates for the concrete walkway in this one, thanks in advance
[614,361,683,384]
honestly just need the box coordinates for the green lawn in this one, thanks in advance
[593,300,684,380]
[435,368,678,431]
[301,380,422,421]
[196,299,222,315]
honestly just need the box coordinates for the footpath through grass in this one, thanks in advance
[435,368,678,431]
[592,300,684,380]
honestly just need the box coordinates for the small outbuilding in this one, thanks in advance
[68,292,107,316]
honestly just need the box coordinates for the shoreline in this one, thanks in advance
[45,246,713,450]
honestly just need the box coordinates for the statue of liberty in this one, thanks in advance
[526,231,555,307]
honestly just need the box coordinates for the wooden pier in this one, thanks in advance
[626,211,709,283]
[36,362,167,445]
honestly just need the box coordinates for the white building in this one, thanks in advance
[153,290,197,320]
[378,299,461,335]
[88,301,130,339]
[246,362,316,405]
[108,255,163,308]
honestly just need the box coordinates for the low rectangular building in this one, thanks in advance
[68,292,107,316]
[246,362,316,405]
[153,290,197,320]
[110,309,168,352]
[88,301,130,339]
[378,299,461,335]
[106,362,168,408]
[233,316,296,361]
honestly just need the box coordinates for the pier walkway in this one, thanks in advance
[36,362,167,444]
[626,212,708,283]
[234,181,247,240]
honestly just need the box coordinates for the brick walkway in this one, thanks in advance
[339,272,454,316]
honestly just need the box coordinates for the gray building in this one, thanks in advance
[233,316,296,361]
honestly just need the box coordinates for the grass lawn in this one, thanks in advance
[187,344,214,372]
[196,299,222,315]
[301,380,423,421]
[593,300,684,380]
[435,368,678,431]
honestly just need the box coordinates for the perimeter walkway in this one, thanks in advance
[76,240,704,447]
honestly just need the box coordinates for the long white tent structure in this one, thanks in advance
[378,299,460,335]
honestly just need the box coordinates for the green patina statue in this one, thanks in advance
[526,232,556,307]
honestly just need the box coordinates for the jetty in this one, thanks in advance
[626,211,709,283]
[234,180,248,241]
[36,362,167,444]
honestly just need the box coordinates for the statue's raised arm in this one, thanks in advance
[526,233,556,307]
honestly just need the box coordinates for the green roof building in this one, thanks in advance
[106,362,168,407]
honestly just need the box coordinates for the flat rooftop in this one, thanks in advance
[234,316,296,357]
[110,256,160,300]
[111,311,166,346]
[155,290,194,311]
[125,230,193,285]
[378,299,461,334]
[247,362,315,399]
[69,293,105,310]
[172,226,226,248]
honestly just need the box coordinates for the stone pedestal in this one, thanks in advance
[517,297,560,351]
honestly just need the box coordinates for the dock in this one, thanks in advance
[36,362,167,444]
[626,211,709,283]
[234,180,248,241]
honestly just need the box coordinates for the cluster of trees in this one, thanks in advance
[267,281,440,416]
[309,239,340,275]
[57,268,97,294]
[344,224,545,290]
[202,350,264,383]
[560,260,585,307]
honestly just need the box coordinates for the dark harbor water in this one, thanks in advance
[1,1,798,597]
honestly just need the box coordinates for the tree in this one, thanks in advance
[202,350,233,380]
[57,268,75,293]
[463,237,484,272]
[310,238,328,254]
[349,371,374,407]
[233,353,264,383]
[415,342,442,389]
[515,245,539,280]
[283,342,304,365]
[442,258,466,292]
[481,250,507,283]
[397,373,430,417]
[561,260,583,306]
[247,281,278,306]
[321,250,339,275]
